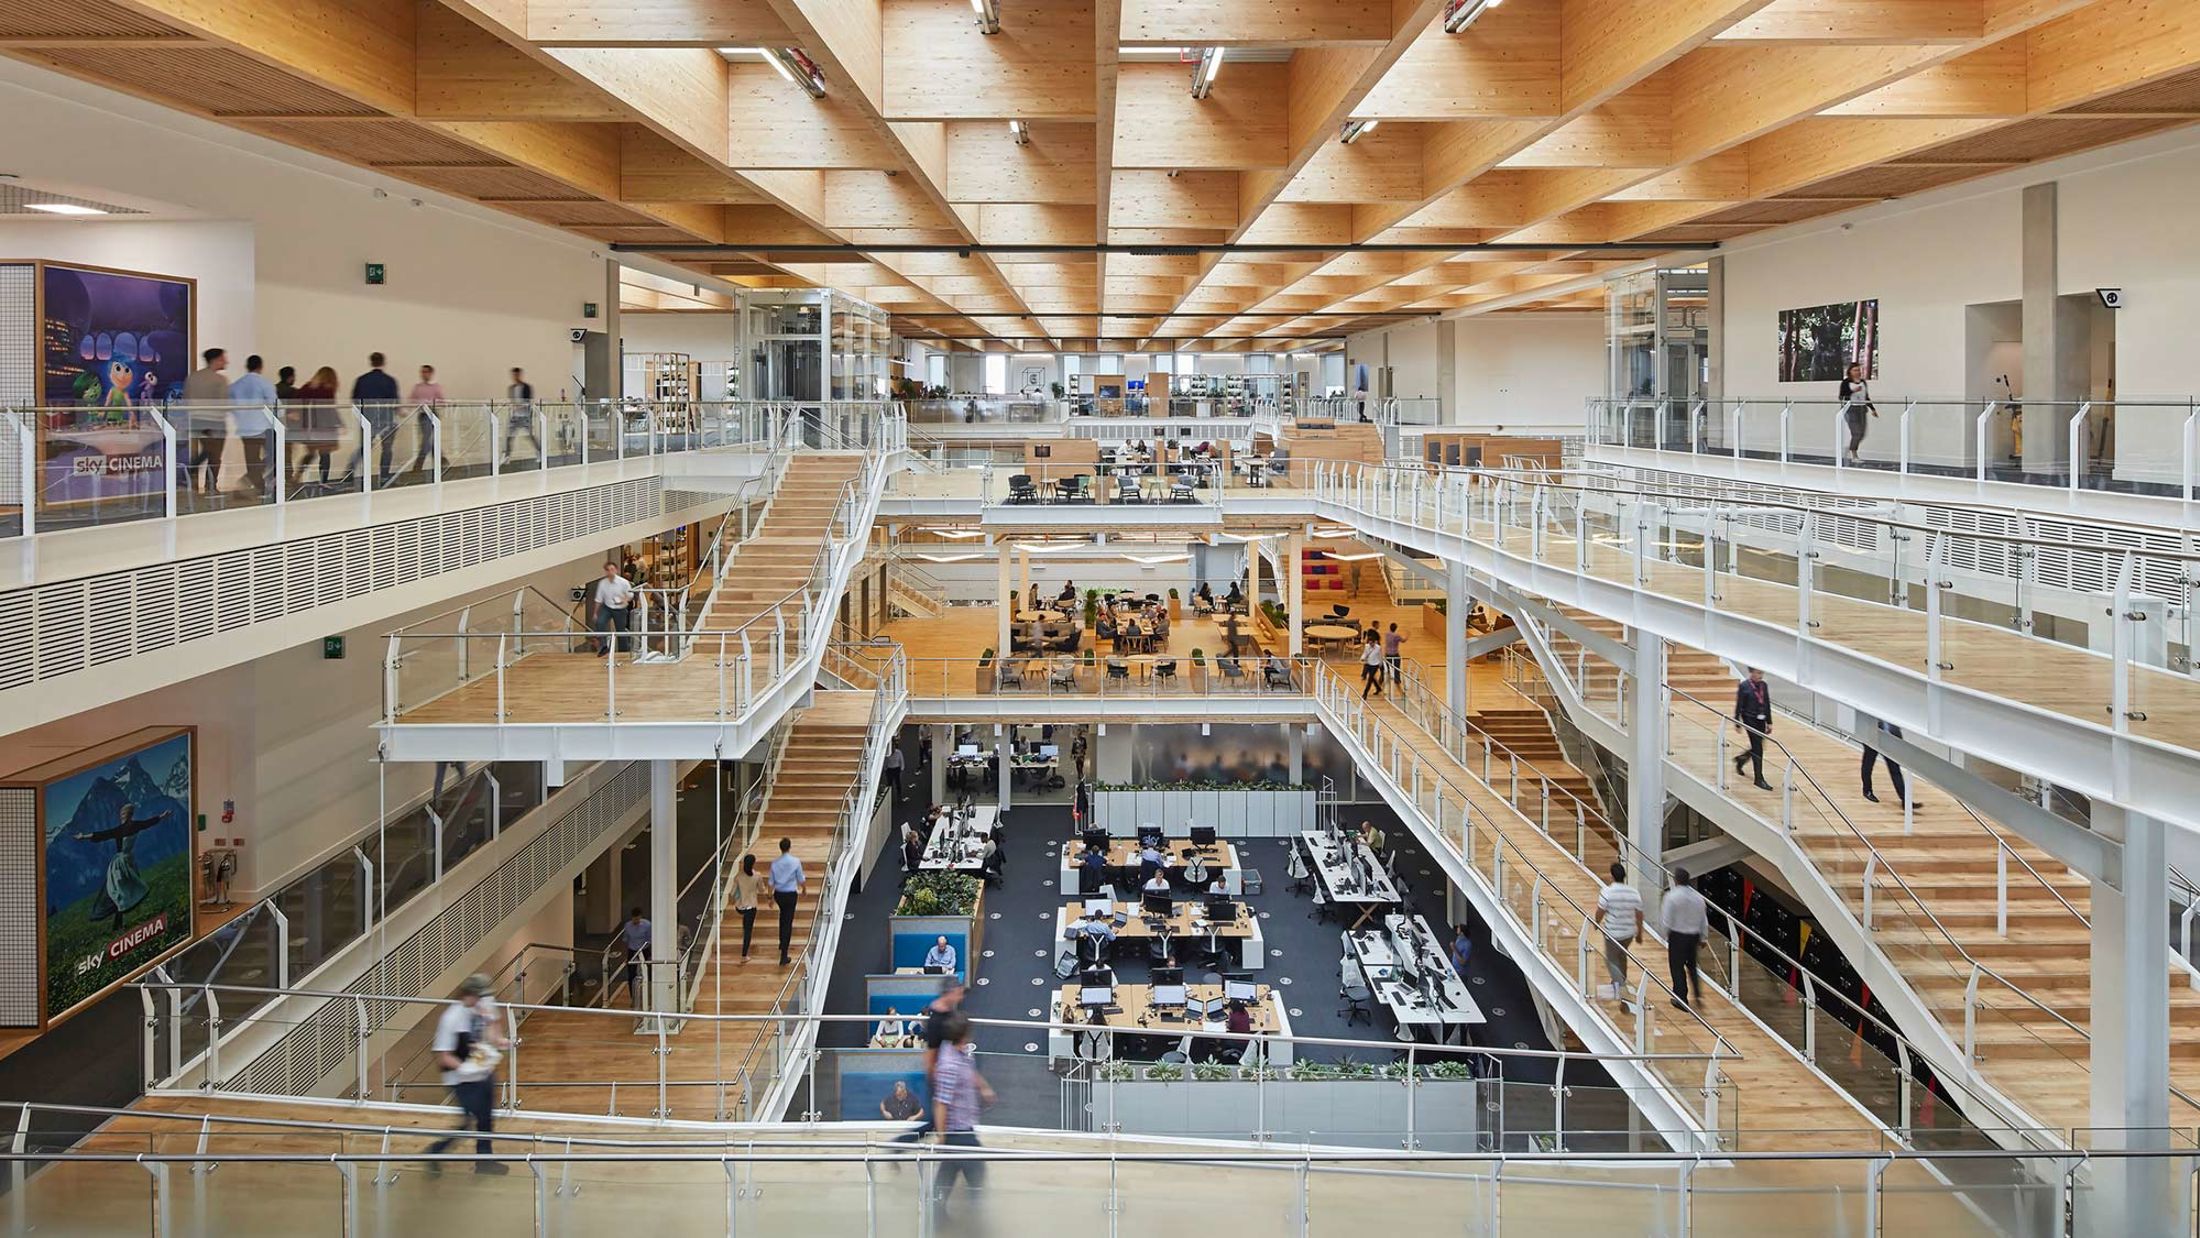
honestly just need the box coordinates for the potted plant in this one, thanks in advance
[1083,588,1100,627]
[1050,381,1065,400]
[1189,647,1207,692]
[1167,587,1181,620]
[976,646,996,694]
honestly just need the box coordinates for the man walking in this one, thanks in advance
[1861,719,1908,805]
[1382,622,1407,687]
[927,1011,994,1227]
[406,363,446,477]
[618,907,653,1008]
[1594,862,1643,1008]
[226,354,276,495]
[181,347,230,494]
[884,744,905,796]
[893,978,968,1149]
[505,367,542,461]
[349,352,401,483]
[423,974,509,1174]
[592,560,635,658]
[1659,868,1710,1012]
[1732,667,1775,791]
[769,836,806,966]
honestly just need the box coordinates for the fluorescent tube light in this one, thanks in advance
[25,203,106,216]
[1442,0,1501,34]
[1189,46,1223,99]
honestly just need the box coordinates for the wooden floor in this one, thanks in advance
[1536,612,2200,1136]
[29,1093,2003,1236]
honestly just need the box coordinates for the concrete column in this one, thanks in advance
[996,540,1012,657]
[648,760,679,1012]
[2090,802,2173,1231]
[930,724,951,804]
[1446,561,1469,719]
[1286,531,1304,656]
[2021,182,2077,475]
[1627,628,1667,905]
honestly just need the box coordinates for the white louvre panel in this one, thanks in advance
[1620,465,2189,602]
[227,761,649,1098]
[0,788,37,1026]
[0,265,32,511]
[0,477,668,692]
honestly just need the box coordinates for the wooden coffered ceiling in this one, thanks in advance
[6,0,2200,350]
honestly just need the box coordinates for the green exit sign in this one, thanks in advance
[323,635,345,660]
[364,262,386,285]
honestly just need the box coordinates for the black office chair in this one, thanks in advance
[1009,473,1038,503]
[1330,604,1351,622]
[1153,658,1177,686]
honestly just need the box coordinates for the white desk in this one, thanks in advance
[1056,835,1243,897]
[1300,829,1400,927]
[1052,897,1265,971]
[1046,983,1295,1066]
[919,804,999,871]
[1346,914,1484,1043]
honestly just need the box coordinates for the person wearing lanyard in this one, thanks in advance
[618,908,652,1007]
[769,837,806,966]
[592,560,634,658]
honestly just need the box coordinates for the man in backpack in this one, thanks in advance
[423,973,510,1174]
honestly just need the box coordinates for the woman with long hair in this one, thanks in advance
[291,365,340,486]
[731,853,766,964]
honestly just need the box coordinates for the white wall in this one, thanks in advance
[1454,314,1604,432]
[1716,126,2200,471]
[0,57,604,401]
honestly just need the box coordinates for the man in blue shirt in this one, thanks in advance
[924,935,958,975]
[226,354,277,496]
[618,908,652,1007]
[1078,842,1107,894]
[768,837,806,966]
[1451,924,1474,977]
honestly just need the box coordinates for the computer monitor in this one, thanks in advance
[1142,890,1174,916]
[1137,825,1164,847]
[1206,894,1237,919]
[956,743,980,758]
[1080,967,1112,988]
[1039,743,1060,758]
[1079,984,1113,1008]
[1223,976,1258,1003]
[1081,827,1110,851]
[1150,966,1184,988]
[1082,896,1112,917]
[1189,825,1218,847]
[923,964,949,975]
[1151,984,1188,1008]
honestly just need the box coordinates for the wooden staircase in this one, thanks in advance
[703,455,866,633]
[492,698,873,1121]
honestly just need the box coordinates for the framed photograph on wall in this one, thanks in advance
[1777,299,1878,383]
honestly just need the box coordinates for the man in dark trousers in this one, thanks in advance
[1732,666,1775,791]
[1861,718,1908,805]
[348,352,401,483]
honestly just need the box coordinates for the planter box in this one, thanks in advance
[1094,1076,1482,1150]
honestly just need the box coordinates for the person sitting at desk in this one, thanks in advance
[1138,841,1165,882]
[1206,875,1228,897]
[1225,999,1253,1038]
[1263,652,1292,685]
[1358,820,1387,854]
[1141,870,1172,899]
[1225,581,1244,610]
[880,1079,922,1121]
[1058,580,1077,606]
[925,935,959,974]
[1078,842,1108,893]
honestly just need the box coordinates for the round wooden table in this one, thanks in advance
[1304,623,1362,650]
[1016,609,1066,624]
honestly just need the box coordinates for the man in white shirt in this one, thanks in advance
[181,347,230,494]
[592,560,635,658]
[769,837,806,966]
[925,935,959,974]
[225,354,277,495]
[1659,867,1711,1012]
[1594,862,1643,1007]
[1141,871,1172,898]
[424,973,509,1174]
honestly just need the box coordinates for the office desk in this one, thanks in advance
[1054,898,1264,970]
[1047,983,1294,1065]
[1300,830,1399,928]
[1346,914,1484,1044]
[919,805,999,871]
[1057,838,1242,897]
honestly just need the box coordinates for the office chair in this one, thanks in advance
[1153,658,1177,685]
[1009,473,1037,503]
[1330,604,1351,622]
[1148,934,1172,964]
[1286,840,1314,896]
[1339,958,1374,1026]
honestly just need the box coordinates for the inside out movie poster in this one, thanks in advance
[42,730,194,1019]
[37,262,194,506]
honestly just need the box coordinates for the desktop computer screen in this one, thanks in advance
[1151,984,1188,1007]
[1039,744,1060,758]
[1079,984,1113,1008]
[956,743,980,758]
[1081,827,1110,850]
[1206,899,1238,922]
[1082,897,1112,917]
[1222,976,1257,1002]
[1189,825,1218,847]
[1150,966,1184,988]
[1141,890,1174,916]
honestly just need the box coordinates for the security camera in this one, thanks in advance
[2097,287,2123,309]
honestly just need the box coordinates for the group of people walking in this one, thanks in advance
[173,348,542,494]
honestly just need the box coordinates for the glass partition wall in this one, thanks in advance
[1607,267,1711,448]
[745,289,890,403]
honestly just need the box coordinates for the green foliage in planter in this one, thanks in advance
[1418,1059,1479,1080]
[1142,1063,1185,1082]
[1261,600,1288,628]
[894,871,982,917]
[1190,648,1205,664]
[1083,648,1096,665]
[1168,587,1180,599]
[978,647,995,665]
[1097,1061,1135,1082]
[1190,1062,1237,1082]
[1084,588,1100,626]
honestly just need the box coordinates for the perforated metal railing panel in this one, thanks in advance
[0,477,674,692]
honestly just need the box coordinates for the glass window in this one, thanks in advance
[1152,354,1173,374]
[984,354,1007,394]
[926,352,946,389]
[1063,355,1082,379]
[1176,353,1198,376]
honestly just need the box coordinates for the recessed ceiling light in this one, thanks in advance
[26,202,106,216]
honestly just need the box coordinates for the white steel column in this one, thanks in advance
[1446,562,1469,718]
[996,539,1012,658]
[997,736,1012,811]
[2089,801,2172,1231]
[1628,627,1667,904]
[649,760,679,1013]
[1247,539,1261,622]
[930,725,951,804]
[1287,531,1304,656]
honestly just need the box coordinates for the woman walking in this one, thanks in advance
[731,853,766,965]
